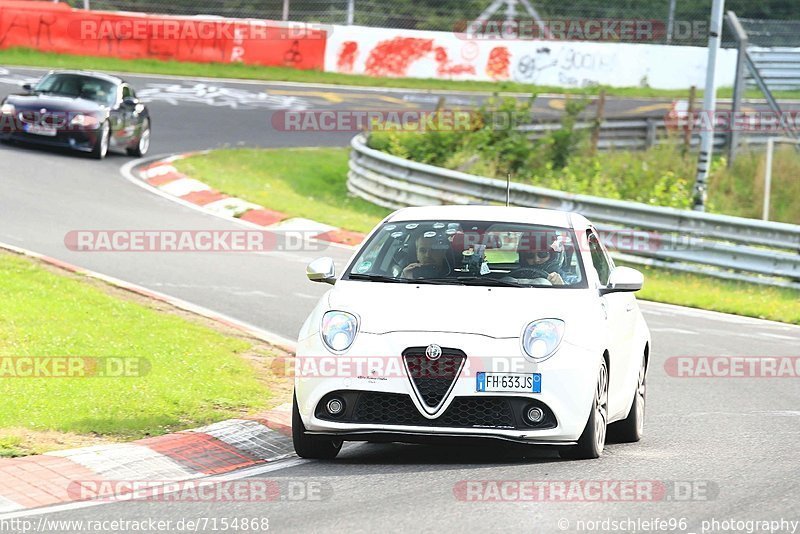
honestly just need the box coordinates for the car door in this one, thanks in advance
[114,84,137,145]
[585,228,636,418]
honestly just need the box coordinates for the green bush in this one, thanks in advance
[366,97,799,222]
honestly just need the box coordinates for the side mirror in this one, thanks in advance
[22,83,34,92]
[122,97,139,108]
[307,257,336,285]
[600,266,643,295]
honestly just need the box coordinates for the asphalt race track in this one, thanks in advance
[1,66,799,533]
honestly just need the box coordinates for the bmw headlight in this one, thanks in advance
[70,114,99,128]
[0,103,14,115]
[321,311,358,353]
[522,319,565,360]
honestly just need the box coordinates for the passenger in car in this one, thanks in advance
[517,235,573,286]
[401,232,451,279]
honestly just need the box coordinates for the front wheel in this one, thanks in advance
[90,121,110,160]
[608,352,646,443]
[560,356,608,460]
[127,118,150,157]
[292,392,342,460]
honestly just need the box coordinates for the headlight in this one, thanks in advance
[321,311,358,353]
[522,319,565,360]
[0,103,14,115]
[70,114,99,128]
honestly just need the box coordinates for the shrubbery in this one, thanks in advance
[366,95,798,223]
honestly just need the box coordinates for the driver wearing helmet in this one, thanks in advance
[516,232,571,286]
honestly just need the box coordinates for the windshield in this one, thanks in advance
[345,220,587,288]
[34,74,117,106]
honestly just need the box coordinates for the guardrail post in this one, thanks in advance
[645,118,657,149]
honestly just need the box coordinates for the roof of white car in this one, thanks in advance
[386,206,588,229]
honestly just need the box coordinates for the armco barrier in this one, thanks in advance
[0,0,326,69]
[348,134,800,289]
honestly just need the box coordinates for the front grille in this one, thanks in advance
[403,347,465,410]
[355,392,514,428]
[315,391,555,430]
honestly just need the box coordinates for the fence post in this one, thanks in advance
[282,0,289,21]
[684,85,696,154]
[726,11,748,167]
[763,138,774,221]
[346,0,355,25]
[590,90,606,155]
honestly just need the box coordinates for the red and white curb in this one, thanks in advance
[0,404,292,513]
[134,154,367,247]
[0,242,297,514]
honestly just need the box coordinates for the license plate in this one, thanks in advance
[476,372,541,393]
[24,124,57,136]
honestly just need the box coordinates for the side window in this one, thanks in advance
[586,229,612,285]
[122,85,131,99]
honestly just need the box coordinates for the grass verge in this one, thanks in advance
[3,47,800,100]
[175,147,800,324]
[0,250,290,457]
[617,262,800,325]
[175,147,391,233]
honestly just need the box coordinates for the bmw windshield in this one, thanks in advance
[33,74,117,106]
[345,220,587,288]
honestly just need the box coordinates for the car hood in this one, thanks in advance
[328,280,599,338]
[5,93,104,113]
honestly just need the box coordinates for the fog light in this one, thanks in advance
[525,406,544,424]
[326,398,344,416]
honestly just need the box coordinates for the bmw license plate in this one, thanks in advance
[25,124,57,136]
[476,372,541,393]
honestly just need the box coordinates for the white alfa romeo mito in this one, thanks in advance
[294,206,651,460]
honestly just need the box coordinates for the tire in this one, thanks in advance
[90,121,110,160]
[127,118,150,157]
[608,353,646,443]
[559,356,608,460]
[292,392,342,460]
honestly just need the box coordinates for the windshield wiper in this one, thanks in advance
[346,274,412,284]
[347,274,460,285]
[454,276,523,287]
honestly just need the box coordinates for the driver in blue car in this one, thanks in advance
[516,233,576,286]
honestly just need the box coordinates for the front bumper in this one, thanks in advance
[295,331,600,443]
[0,124,100,152]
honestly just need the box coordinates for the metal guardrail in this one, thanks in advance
[747,47,800,92]
[348,134,800,289]
[519,119,779,152]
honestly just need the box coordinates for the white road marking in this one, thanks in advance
[650,327,698,335]
[761,333,800,341]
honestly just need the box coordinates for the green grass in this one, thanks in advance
[0,252,272,456]
[176,147,800,324]
[619,262,800,325]
[3,47,800,100]
[175,147,390,233]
